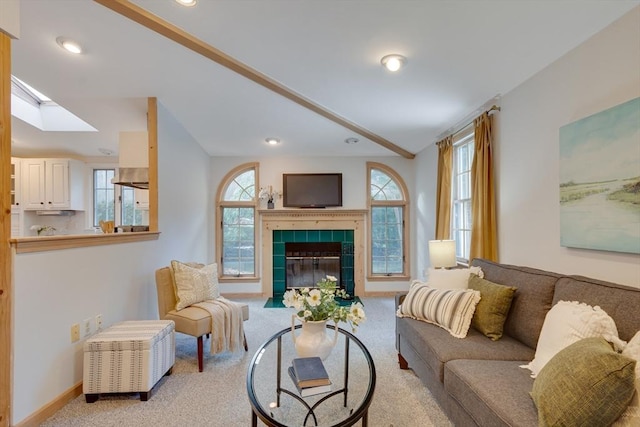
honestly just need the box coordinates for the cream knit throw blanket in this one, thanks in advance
[193,297,244,354]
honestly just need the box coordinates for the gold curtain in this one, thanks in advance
[470,112,498,261]
[435,136,453,240]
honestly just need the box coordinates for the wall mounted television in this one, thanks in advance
[282,173,343,208]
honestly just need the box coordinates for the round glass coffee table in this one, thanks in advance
[247,324,376,426]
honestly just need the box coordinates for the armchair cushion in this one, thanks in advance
[171,260,219,310]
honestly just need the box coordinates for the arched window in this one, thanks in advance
[367,162,410,280]
[216,163,259,279]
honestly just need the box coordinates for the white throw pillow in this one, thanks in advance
[614,331,640,426]
[397,283,481,338]
[427,266,484,289]
[521,300,620,378]
[171,260,219,311]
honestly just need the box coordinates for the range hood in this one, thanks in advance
[112,167,149,190]
[111,131,149,189]
[36,210,76,216]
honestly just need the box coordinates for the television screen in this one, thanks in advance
[283,173,342,208]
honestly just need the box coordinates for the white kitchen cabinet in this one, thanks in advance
[134,188,149,210]
[21,158,85,210]
[11,157,21,207]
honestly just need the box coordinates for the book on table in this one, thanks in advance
[291,357,331,388]
[288,366,332,397]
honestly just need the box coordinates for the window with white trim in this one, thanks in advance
[93,169,115,227]
[368,163,409,278]
[218,164,258,278]
[452,127,474,263]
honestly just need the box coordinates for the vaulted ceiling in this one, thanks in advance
[10,0,639,159]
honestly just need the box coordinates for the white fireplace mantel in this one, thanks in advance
[260,209,367,297]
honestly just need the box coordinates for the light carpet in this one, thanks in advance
[42,297,452,427]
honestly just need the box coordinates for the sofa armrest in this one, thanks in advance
[395,291,408,308]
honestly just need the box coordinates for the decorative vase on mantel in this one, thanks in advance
[267,199,274,209]
[291,315,339,360]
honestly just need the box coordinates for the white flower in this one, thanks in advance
[306,289,322,307]
[303,310,312,318]
[30,225,41,231]
[349,302,366,321]
[283,290,297,308]
[326,275,337,282]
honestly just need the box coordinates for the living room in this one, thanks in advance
[1,2,639,426]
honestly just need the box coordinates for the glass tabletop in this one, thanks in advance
[247,324,376,427]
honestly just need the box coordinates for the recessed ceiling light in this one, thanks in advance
[380,54,407,72]
[56,37,83,54]
[345,137,359,144]
[265,138,280,145]
[175,0,197,6]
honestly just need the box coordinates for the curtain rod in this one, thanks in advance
[435,102,502,143]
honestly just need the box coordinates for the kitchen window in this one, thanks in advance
[93,168,115,227]
[93,168,145,228]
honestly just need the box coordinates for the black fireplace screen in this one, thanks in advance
[285,242,342,289]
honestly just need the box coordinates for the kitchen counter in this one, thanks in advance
[10,231,160,254]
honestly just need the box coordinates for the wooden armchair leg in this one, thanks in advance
[197,335,204,372]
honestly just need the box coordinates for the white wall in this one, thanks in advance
[411,8,640,288]
[12,102,211,424]
[210,156,416,294]
[414,143,439,281]
[495,7,640,287]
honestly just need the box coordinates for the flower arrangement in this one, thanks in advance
[30,225,56,236]
[259,185,281,204]
[283,275,366,332]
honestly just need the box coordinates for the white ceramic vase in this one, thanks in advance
[291,315,339,360]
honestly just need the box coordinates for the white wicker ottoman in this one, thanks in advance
[83,320,175,402]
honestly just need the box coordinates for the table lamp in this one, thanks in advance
[428,240,457,269]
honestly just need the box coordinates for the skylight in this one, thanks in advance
[11,76,97,132]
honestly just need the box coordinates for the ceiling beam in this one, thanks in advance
[93,0,415,159]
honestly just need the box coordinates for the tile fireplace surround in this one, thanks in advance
[260,209,367,297]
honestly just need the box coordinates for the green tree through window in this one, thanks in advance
[368,164,408,277]
[220,167,257,277]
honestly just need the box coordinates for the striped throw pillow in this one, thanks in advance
[397,283,481,338]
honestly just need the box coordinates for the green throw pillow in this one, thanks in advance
[468,273,516,340]
[531,337,636,427]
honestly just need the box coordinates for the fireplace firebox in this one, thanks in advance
[285,242,342,289]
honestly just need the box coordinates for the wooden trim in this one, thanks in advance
[366,162,411,280]
[366,275,411,282]
[93,0,415,160]
[218,276,260,283]
[215,162,259,280]
[10,232,160,254]
[0,31,12,427]
[13,382,82,427]
[147,97,159,232]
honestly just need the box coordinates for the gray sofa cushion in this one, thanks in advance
[553,276,640,342]
[471,259,561,348]
[397,317,534,383]
[445,359,537,427]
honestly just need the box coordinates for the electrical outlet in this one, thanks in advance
[71,324,80,342]
[95,314,103,331]
[83,318,92,337]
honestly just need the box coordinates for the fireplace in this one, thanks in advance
[259,209,367,297]
[285,242,342,289]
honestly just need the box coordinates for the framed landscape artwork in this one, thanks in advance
[559,97,640,254]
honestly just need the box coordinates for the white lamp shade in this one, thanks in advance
[428,240,457,268]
